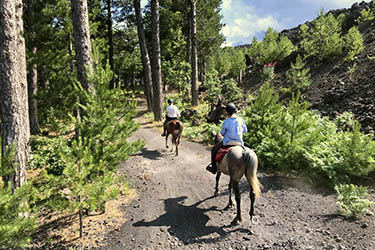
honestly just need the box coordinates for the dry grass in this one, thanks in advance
[29,188,137,249]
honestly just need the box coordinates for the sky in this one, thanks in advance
[140,0,372,47]
[221,0,372,47]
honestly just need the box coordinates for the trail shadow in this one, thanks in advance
[133,196,249,245]
[134,148,166,160]
[135,109,148,119]
[257,175,334,196]
[321,213,351,223]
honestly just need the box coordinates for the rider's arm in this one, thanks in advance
[242,118,247,133]
[220,119,228,136]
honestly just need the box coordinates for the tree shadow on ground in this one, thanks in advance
[28,213,79,249]
[133,196,251,245]
[134,148,170,160]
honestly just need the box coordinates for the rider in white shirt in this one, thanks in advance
[161,99,180,136]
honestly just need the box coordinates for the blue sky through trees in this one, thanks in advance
[140,0,371,47]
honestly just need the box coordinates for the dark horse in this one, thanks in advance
[214,133,261,225]
[165,120,184,156]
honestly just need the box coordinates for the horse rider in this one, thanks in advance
[206,102,247,174]
[161,98,180,136]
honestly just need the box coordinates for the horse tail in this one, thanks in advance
[172,120,183,145]
[244,149,261,197]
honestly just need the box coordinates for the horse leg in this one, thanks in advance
[249,186,257,224]
[171,137,175,152]
[214,172,221,196]
[231,180,242,224]
[175,134,181,156]
[165,133,169,149]
[224,179,233,210]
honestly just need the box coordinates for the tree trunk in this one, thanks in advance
[107,0,115,88]
[190,0,199,106]
[151,0,163,121]
[134,0,153,112]
[186,4,192,64]
[0,0,30,190]
[28,47,40,135]
[24,0,40,135]
[71,0,93,93]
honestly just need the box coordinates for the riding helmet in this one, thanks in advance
[168,98,173,104]
[225,102,237,114]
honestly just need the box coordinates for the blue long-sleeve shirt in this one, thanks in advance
[220,116,247,146]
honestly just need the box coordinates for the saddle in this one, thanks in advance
[215,141,242,163]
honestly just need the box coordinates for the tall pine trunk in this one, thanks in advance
[107,0,115,88]
[151,0,163,121]
[186,4,192,64]
[134,0,153,112]
[0,0,30,191]
[190,0,199,106]
[28,47,40,135]
[24,0,40,135]
[71,0,93,93]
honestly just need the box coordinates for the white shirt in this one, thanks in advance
[166,104,180,118]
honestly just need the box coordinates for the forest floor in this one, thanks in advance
[30,98,375,250]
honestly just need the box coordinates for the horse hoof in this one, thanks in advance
[231,217,242,225]
[223,204,232,211]
[251,216,259,224]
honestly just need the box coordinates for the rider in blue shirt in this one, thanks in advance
[206,102,247,174]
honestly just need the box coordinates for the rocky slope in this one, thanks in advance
[244,1,375,134]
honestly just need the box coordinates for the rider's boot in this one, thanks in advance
[206,162,217,174]
[161,122,167,136]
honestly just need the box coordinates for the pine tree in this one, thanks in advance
[54,48,144,238]
[338,121,375,178]
[300,11,345,61]
[285,55,312,93]
[343,26,364,62]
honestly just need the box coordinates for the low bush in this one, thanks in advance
[335,184,374,218]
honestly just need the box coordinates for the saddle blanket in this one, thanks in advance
[215,147,232,163]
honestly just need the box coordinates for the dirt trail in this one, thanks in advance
[100,99,375,250]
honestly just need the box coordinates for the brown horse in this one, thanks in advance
[213,133,261,225]
[166,120,184,156]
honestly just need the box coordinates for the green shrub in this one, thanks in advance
[356,7,375,25]
[0,145,38,249]
[300,11,345,61]
[285,55,311,93]
[336,121,375,178]
[222,78,242,102]
[203,70,221,104]
[246,27,296,65]
[343,26,364,62]
[335,183,375,218]
[162,59,191,96]
[261,62,276,82]
[30,136,72,176]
